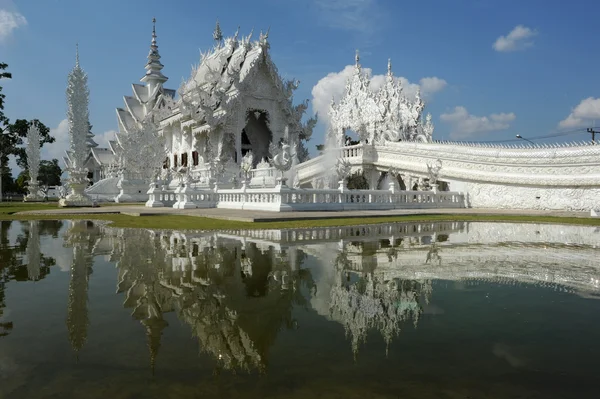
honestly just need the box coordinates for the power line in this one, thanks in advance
[587,127,599,143]
[473,128,588,143]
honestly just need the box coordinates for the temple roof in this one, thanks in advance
[124,96,145,122]
[188,32,270,93]
[176,28,295,127]
[132,84,150,103]
[115,18,174,136]
[141,18,168,85]
[91,147,117,166]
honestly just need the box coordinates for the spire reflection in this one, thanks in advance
[64,221,101,359]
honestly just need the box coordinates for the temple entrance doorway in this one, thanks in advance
[241,110,272,166]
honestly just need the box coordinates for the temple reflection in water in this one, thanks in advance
[1,219,599,375]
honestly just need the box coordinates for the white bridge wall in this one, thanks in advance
[296,142,600,211]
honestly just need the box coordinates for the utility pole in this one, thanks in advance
[587,128,598,144]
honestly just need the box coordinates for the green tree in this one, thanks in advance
[1,63,55,201]
[39,159,63,186]
[0,63,13,201]
[14,171,28,194]
[5,119,54,170]
[15,159,63,195]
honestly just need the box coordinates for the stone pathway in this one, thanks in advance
[15,205,592,222]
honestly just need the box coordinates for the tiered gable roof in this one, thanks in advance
[170,25,316,155]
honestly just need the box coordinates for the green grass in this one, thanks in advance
[1,202,599,231]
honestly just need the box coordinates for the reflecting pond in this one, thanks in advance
[1,220,599,398]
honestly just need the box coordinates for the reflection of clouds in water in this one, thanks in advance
[306,243,340,318]
[5,222,23,246]
[40,234,72,272]
[492,342,527,368]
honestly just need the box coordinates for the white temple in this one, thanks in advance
[85,19,316,203]
[80,19,600,212]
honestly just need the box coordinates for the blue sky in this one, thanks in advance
[1,0,599,169]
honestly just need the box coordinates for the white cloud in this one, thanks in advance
[420,77,448,94]
[311,64,447,123]
[440,106,516,139]
[41,119,70,163]
[0,9,27,43]
[558,97,600,128]
[493,25,537,52]
[312,0,382,34]
[93,129,116,147]
[41,119,116,169]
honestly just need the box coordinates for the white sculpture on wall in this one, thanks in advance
[24,122,42,201]
[269,140,296,186]
[426,159,442,187]
[115,115,166,202]
[240,151,254,182]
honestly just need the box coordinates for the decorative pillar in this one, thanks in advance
[146,181,164,207]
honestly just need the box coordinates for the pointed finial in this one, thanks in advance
[213,18,223,45]
[151,18,157,46]
[75,43,80,67]
[355,49,360,66]
[387,58,392,75]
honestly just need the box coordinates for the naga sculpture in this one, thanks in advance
[269,140,296,186]
[426,159,442,186]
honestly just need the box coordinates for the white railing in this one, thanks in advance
[147,182,465,212]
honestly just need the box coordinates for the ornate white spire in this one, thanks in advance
[25,122,41,184]
[387,58,392,76]
[213,19,223,47]
[355,49,360,68]
[66,47,90,170]
[75,43,80,67]
[141,17,168,86]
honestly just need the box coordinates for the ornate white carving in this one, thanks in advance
[328,55,432,147]
[24,123,43,201]
[60,51,93,207]
[426,159,442,185]
[117,115,166,181]
[269,136,296,185]
[335,157,352,181]
[240,151,254,181]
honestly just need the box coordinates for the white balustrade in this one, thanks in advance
[151,182,465,212]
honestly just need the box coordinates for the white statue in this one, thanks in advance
[24,122,42,201]
[426,159,442,186]
[269,139,296,186]
[240,151,254,181]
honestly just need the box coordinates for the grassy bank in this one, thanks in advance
[2,202,599,230]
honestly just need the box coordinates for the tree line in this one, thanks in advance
[1,62,62,199]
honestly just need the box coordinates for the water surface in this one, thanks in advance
[1,220,599,398]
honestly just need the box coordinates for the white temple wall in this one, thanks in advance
[464,182,600,211]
